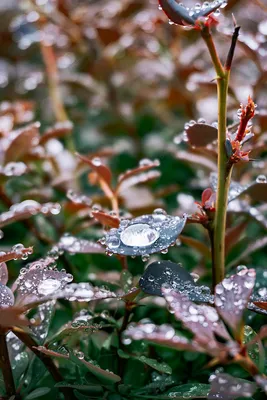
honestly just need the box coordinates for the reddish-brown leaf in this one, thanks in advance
[116,161,160,194]
[40,121,73,145]
[186,123,218,147]
[77,153,112,187]
[92,211,120,228]
[4,122,40,163]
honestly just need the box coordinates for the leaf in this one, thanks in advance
[243,325,265,373]
[124,322,198,352]
[35,347,121,384]
[0,282,14,307]
[159,0,195,25]
[242,179,267,202]
[208,373,256,400]
[24,387,51,400]
[58,235,105,254]
[162,289,231,355]
[118,349,172,374]
[14,260,73,301]
[176,151,217,171]
[0,200,61,228]
[0,263,8,285]
[91,211,120,228]
[180,235,211,259]
[115,161,160,194]
[0,306,30,328]
[185,123,218,147]
[4,122,40,163]
[77,153,112,187]
[166,383,210,399]
[226,237,267,270]
[225,220,248,255]
[214,269,256,335]
[254,375,267,395]
[139,260,195,297]
[39,121,73,145]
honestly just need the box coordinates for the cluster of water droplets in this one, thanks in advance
[0,162,27,177]
[0,200,61,228]
[215,268,255,326]
[0,281,14,307]
[123,319,186,346]
[58,234,104,255]
[208,373,256,399]
[103,209,187,258]
[174,119,218,146]
[159,0,228,26]
[14,259,73,299]
[31,300,56,341]
[66,189,92,206]
[57,282,117,302]
[9,243,33,261]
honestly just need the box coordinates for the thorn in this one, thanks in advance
[232,13,237,28]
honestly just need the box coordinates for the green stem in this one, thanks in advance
[201,26,233,287]
[0,331,16,397]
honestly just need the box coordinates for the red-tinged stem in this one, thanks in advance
[0,331,16,397]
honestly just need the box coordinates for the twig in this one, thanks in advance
[0,331,16,397]
[225,24,240,71]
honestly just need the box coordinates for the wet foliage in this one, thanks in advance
[0,0,266,399]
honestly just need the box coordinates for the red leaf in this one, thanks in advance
[4,122,40,163]
[186,123,218,147]
[40,121,73,145]
[0,262,8,285]
[77,153,112,187]
[92,211,120,228]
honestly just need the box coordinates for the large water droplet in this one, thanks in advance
[120,223,159,247]
[37,279,61,296]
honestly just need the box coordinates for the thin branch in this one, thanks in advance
[0,331,16,397]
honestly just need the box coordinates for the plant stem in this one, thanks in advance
[12,328,72,400]
[201,26,232,287]
[0,331,16,397]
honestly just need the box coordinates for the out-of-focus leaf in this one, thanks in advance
[208,373,256,399]
[0,306,30,328]
[115,160,160,194]
[180,235,211,258]
[4,122,40,163]
[0,162,28,178]
[225,220,248,254]
[227,237,267,269]
[176,151,217,171]
[77,153,112,187]
[124,322,198,352]
[0,200,61,228]
[58,234,105,254]
[92,211,120,228]
[24,387,51,399]
[39,121,73,145]
[254,375,267,395]
[0,263,8,285]
[214,269,256,335]
[185,123,218,147]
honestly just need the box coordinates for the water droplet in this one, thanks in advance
[37,279,62,295]
[120,224,159,247]
[256,174,266,183]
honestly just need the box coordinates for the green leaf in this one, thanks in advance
[24,387,51,400]
[118,350,172,374]
[120,270,133,293]
[69,351,121,384]
[243,325,265,372]
[166,383,210,399]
